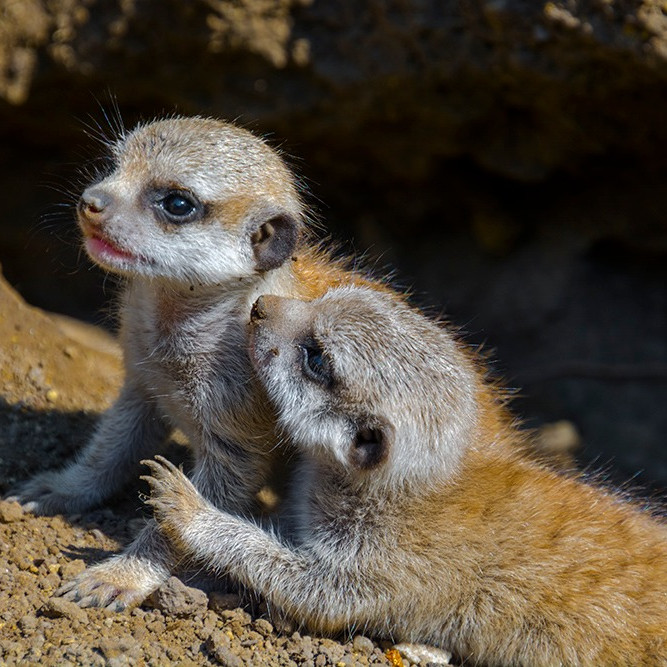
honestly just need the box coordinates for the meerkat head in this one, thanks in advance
[77,116,304,285]
[249,286,480,487]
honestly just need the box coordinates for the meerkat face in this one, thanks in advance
[249,287,479,484]
[248,292,373,469]
[77,117,303,284]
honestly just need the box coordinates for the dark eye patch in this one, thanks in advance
[299,337,332,386]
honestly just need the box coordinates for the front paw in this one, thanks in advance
[141,456,208,545]
[56,554,167,612]
[5,469,100,515]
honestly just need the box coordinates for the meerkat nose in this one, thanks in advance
[250,296,269,323]
[79,187,112,218]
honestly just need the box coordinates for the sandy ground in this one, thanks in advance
[0,270,416,666]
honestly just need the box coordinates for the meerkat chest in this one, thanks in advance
[290,465,389,550]
[123,288,250,427]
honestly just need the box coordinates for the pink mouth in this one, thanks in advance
[85,234,139,263]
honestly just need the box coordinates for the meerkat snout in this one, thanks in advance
[249,295,308,331]
[249,295,311,370]
[78,187,112,221]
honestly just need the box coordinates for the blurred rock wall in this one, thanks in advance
[1,0,666,490]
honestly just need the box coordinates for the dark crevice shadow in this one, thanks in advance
[0,395,191,551]
[0,396,98,490]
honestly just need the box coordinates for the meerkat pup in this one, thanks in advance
[143,287,667,666]
[7,116,385,610]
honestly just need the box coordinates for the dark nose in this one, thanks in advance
[78,187,112,219]
[250,296,268,323]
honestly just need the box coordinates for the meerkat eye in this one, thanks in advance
[299,339,331,385]
[162,192,197,218]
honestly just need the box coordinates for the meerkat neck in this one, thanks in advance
[136,261,295,305]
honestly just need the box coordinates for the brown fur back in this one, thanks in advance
[403,401,667,664]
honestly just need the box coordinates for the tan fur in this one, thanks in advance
[144,287,667,666]
[291,244,392,300]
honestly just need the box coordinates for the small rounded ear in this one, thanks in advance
[349,418,394,470]
[251,213,299,272]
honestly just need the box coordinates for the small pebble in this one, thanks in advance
[45,389,58,402]
[41,598,88,624]
[353,634,375,655]
[253,618,274,637]
[18,615,37,632]
[394,642,452,665]
[0,500,24,523]
[208,591,243,614]
[207,632,243,667]
[148,576,208,618]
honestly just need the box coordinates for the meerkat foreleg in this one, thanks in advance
[51,434,272,610]
[8,383,173,610]
[7,382,170,514]
[143,456,391,634]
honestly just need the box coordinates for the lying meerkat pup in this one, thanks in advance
[7,116,386,609]
[143,287,667,666]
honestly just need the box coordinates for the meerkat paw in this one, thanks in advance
[5,468,103,515]
[141,456,209,547]
[56,554,168,612]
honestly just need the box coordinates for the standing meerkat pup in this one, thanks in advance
[143,287,667,666]
[7,116,386,609]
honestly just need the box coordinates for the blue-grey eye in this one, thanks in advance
[162,192,196,217]
[300,340,330,384]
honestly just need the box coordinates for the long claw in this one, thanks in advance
[77,594,101,608]
[107,599,126,613]
[55,580,78,597]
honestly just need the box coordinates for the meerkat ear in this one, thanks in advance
[250,212,300,272]
[349,418,394,470]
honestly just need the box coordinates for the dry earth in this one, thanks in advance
[0,269,419,666]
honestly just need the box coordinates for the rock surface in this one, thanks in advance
[2,0,667,179]
[147,576,209,619]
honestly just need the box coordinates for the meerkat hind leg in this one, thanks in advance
[56,519,174,611]
[7,383,170,515]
